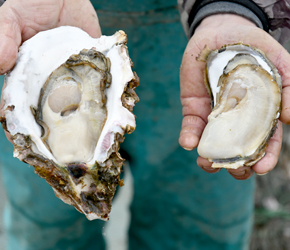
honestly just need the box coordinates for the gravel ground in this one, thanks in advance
[250,124,290,249]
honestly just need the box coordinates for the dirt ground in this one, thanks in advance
[250,124,290,249]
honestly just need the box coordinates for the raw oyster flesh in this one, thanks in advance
[0,26,139,220]
[197,44,281,169]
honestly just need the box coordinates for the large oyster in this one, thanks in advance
[0,26,139,220]
[197,44,281,169]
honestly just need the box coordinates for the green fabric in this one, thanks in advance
[91,0,179,12]
[0,1,255,249]
[95,2,254,249]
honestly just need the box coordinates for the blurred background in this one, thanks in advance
[250,123,290,250]
[1,40,290,250]
[249,41,290,250]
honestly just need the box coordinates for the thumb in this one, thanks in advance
[0,0,103,74]
[0,2,22,74]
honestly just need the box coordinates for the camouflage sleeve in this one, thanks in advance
[254,0,290,44]
[178,0,290,44]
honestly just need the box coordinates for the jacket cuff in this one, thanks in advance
[188,0,269,37]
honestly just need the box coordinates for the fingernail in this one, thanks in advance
[257,172,268,176]
[228,168,254,180]
[201,166,221,173]
[182,147,193,151]
[230,170,246,177]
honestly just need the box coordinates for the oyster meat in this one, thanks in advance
[1,26,139,220]
[197,44,281,169]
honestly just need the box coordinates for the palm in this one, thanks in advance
[179,14,290,179]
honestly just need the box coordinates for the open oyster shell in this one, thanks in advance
[197,44,281,169]
[0,26,139,220]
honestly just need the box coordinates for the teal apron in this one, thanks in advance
[0,1,254,249]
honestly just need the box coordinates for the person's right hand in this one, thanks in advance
[0,0,102,74]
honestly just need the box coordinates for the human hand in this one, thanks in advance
[0,0,102,143]
[179,14,290,180]
[0,0,101,74]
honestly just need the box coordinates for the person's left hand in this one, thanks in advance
[179,14,290,180]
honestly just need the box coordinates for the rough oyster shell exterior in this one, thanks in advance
[0,26,139,220]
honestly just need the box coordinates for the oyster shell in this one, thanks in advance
[197,44,281,169]
[0,26,139,220]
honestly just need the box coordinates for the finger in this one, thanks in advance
[179,96,211,149]
[251,121,282,174]
[59,0,102,38]
[180,48,208,99]
[197,156,254,178]
[14,0,102,40]
[181,96,211,121]
[179,115,206,150]
[196,156,221,173]
[260,45,290,124]
[281,86,290,124]
[197,158,255,179]
[0,3,22,74]
[179,41,212,150]
[227,166,254,180]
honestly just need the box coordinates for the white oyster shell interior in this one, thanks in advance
[197,44,281,169]
[41,58,108,164]
[198,65,281,168]
[206,44,281,105]
[3,26,136,167]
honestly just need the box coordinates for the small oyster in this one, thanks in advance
[197,44,281,169]
[0,26,139,220]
